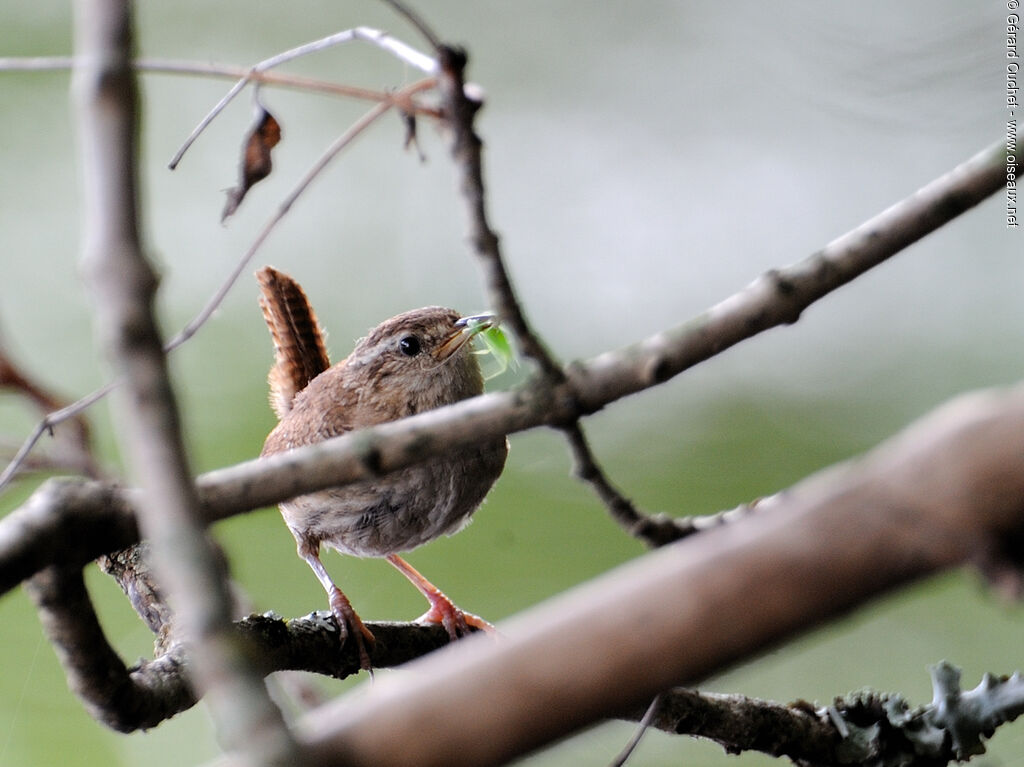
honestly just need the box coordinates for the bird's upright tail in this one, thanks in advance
[255,266,331,419]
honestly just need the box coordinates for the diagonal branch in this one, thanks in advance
[31,545,1021,766]
[562,422,765,548]
[0,140,1010,593]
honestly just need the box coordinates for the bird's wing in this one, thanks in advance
[256,266,332,419]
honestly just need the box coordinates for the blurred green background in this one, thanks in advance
[1,1,1021,765]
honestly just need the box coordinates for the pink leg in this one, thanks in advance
[299,540,374,671]
[386,554,494,640]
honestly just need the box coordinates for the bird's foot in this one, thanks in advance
[329,586,375,672]
[416,592,495,641]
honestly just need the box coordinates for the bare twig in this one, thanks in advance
[163,84,423,352]
[562,422,694,547]
[169,27,436,169]
[0,342,101,480]
[435,45,565,383]
[71,1,298,763]
[0,380,115,493]
[569,139,1008,412]
[639,687,838,761]
[562,422,765,548]
[25,565,194,732]
[609,693,663,767]
[380,0,443,52]
[0,56,429,108]
[0,440,95,478]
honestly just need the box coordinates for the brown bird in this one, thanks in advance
[257,266,508,670]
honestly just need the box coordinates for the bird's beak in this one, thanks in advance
[438,313,497,360]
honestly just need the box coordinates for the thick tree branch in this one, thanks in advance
[0,478,139,595]
[70,1,297,763]
[282,384,1024,767]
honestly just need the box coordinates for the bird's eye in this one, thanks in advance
[399,335,422,357]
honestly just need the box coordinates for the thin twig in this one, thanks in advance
[379,0,443,52]
[609,693,662,767]
[562,421,764,547]
[561,421,696,548]
[0,380,114,492]
[435,45,565,384]
[0,344,102,480]
[0,56,444,120]
[168,27,436,169]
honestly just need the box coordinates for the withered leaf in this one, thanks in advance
[222,107,282,222]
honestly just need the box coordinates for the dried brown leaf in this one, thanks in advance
[221,107,282,222]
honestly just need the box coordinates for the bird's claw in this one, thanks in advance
[416,599,495,641]
[329,587,375,672]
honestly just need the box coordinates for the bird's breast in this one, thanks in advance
[280,438,507,558]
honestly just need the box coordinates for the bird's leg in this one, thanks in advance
[298,540,375,671]
[386,554,494,640]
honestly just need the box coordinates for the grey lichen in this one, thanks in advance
[824,662,1024,766]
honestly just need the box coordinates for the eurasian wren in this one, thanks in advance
[257,266,508,670]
